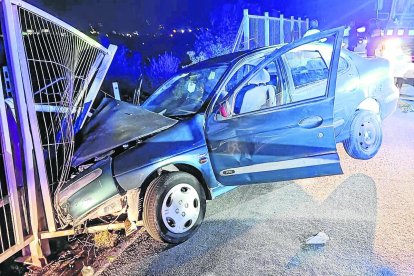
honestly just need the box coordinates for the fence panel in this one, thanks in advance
[0,0,116,265]
[233,10,311,52]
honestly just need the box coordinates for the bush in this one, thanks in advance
[143,52,180,93]
[188,28,234,64]
[189,3,242,63]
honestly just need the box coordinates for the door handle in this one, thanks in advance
[298,116,323,129]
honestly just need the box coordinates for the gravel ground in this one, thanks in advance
[99,105,414,276]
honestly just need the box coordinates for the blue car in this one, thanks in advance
[56,28,398,244]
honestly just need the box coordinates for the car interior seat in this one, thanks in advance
[234,69,276,114]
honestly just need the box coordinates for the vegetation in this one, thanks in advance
[143,52,181,93]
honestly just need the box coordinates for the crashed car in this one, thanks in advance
[56,28,398,244]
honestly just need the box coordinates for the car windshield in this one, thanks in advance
[143,66,227,117]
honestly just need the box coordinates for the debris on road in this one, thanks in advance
[398,100,414,113]
[305,232,330,246]
[81,265,94,276]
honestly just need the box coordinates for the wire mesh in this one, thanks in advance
[16,6,107,196]
[249,17,266,49]
[269,18,281,45]
[300,21,308,38]
[284,20,294,43]
[233,14,308,52]
[0,151,15,254]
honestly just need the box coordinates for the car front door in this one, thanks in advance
[205,28,344,186]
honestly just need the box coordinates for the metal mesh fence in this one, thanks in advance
[299,21,308,38]
[283,20,293,43]
[16,6,107,193]
[269,18,281,45]
[0,153,15,254]
[249,17,266,49]
[233,14,309,52]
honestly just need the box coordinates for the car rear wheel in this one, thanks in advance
[344,110,382,160]
[143,172,206,244]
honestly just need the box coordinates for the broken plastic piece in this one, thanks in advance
[305,231,329,245]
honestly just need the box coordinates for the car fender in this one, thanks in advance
[113,114,220,193]
[357,98,380,114]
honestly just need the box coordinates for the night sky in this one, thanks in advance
[27,0,378,33]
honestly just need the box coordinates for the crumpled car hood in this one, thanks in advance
[72,98,177,167]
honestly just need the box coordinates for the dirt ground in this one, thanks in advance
[42,102,402,275]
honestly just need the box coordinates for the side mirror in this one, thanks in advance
[219,100,231,118]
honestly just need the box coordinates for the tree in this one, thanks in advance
[189,1,265,63]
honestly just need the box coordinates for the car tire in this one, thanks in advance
[143,172,206,244]
[344,110,382,160]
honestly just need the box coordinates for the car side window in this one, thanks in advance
[338,56,349,73]
[226,64,253,92]
[282,49,329,103]
[232,61,286,115]
[226,57,265,92]
[285,50,328,88]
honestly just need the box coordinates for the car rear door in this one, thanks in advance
[205,27,344,186]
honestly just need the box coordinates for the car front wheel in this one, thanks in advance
[143,172,206,244]
[344,110,382,160]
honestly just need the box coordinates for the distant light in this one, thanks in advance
[41,29,49,33]
[382,38,403,60]
[181,29,185,33]
[357,26,366,33]
[397,29,405,36]
[173,29,177,33]
[188,29,192,32]
[170,34,173,37]
[142,42,145,45]
[386,29,394,36]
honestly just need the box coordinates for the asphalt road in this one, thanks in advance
[100,105,414,276]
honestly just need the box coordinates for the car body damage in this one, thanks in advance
[72,98,177,167]
[56,29,398,241]
[56,157,120,225]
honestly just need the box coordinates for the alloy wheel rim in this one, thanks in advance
[161,184,200,234]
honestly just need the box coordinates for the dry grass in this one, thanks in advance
[93,230,118,249]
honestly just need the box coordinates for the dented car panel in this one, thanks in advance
[205,97,342,186]
[72,98,177,167]
[57,157,119,224]
[114,114,220,194]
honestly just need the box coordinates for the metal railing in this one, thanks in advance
[233,9,310,52]
[0,0,116,265]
